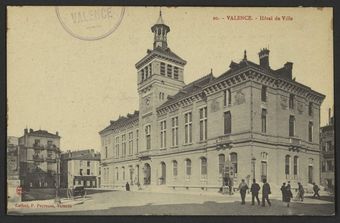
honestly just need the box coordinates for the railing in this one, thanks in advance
[33,143,44,149]
[46,144,58,150]
[32,155,44,162]
[46,157,56,163]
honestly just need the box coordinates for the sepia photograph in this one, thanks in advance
[6,6,334,215]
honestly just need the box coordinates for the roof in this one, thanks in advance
[135,47,186,69]
[208,58,325,100]
[26,129,60,138]
[99,111,139,134]
[61,149,101,161]
[158,73,215,110]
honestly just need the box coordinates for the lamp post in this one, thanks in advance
[55,151,61,204]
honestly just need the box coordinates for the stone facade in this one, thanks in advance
[99,12,325,192]
[60,149,101,188]
[18,128,61,189]
[320,114,334,192]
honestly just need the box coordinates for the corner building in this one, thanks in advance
[100,12,325,192]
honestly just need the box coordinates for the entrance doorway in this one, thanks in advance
[143,163,151,185]
[160,162,166,185]
[308,166,313,184]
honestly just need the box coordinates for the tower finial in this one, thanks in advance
[244,50,247,60]
[160,7,162,17]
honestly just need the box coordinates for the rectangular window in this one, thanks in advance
[326,141,332,151]
[285,156,290,175]
[289,94,295,109]
[173,161,178,177]
[171,117,178,147]
[105,147,108,159]
[199,107,208,141]
[327,160,334,171]
[201,158,207,175]
[322,161,326,172]
[145,125,151,150]
[122,134,126,157]
[87,169,90,175]
[128,132,133,155]
[184,112,192,144]
[80,169,83,176]
[115,137,120,158]
[145,66,149,79]
[136,130,139,154]
[293,156,298,175]
[141,69,145,81]
[160,62,165,75]
[308,102,313,116]
[261,109,267,133]
[167,64,172,78]
[224,111,231,134]
[289,115,295,137]
[308,122,313,142]
[261,86,267,102]
[224,89,231,106]
[149,64,152,76]
[87,161,90,167]
[174,67,179,79]
[160,120,167,149]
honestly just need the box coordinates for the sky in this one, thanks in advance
[7,7,333,152]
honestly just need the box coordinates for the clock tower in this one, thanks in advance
[135,10,187,153]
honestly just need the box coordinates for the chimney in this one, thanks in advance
[258,48,270,69]
[284,62,293,79]
[29,128,33,133]
[24,128,28,134]
[56,131,59,136]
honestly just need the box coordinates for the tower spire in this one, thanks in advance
[243,50,247,60]
[151,9,170,49]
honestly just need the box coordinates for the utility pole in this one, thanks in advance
[55,151,61,204]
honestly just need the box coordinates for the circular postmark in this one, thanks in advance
[55,6,125,41]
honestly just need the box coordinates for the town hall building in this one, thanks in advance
[99,11,325,192]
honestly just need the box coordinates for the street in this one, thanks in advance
[8,190,335,215]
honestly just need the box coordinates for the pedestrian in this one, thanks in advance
[125,182,130,191]
[283,182,293,207]
[312,182,320,198]
[297,182,304,202]
[261,178,271,207]
[280,182,286,202]
[238,179,249,205]
[250,179,261,206]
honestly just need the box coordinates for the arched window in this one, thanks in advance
[185,159,191,177]
[293,156,298,176]
[115,167,119,181]
[230,153,238,176]
[218,154,225,176]
[172,160,178,177]
[285,155,291,175]
[308,122,313,142]
[201,157,207,176]
[122,167,125,181]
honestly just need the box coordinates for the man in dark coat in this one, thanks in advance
[297,182,305,202]
[238,179,249,205]
[280,182,286,202]
[284,182,293,207]
[125,182,130,191]
[312,182,320,198]
[261,178,271,207]
[250,179,261,205]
